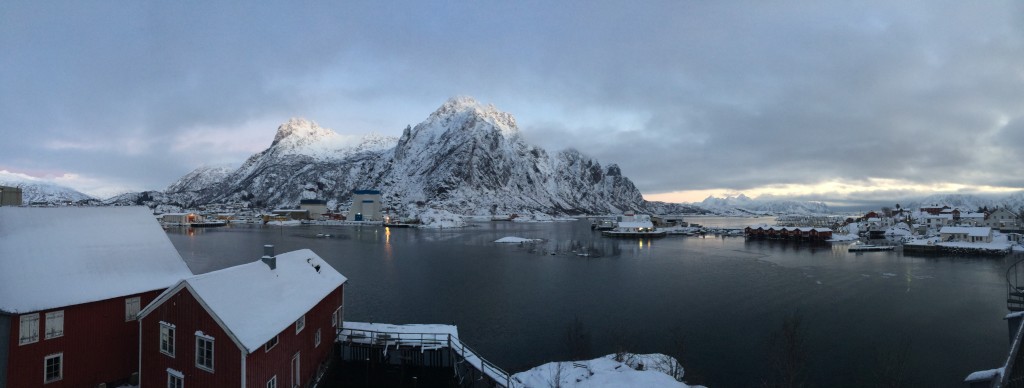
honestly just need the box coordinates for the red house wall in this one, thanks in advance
[5,289,163,388]
[246,284,343,388]
[140,288,240,388]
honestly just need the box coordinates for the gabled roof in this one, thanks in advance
[141,249,346,353]
[940,226,992,237]
[0,207,193,313]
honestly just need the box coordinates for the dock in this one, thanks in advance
[337,322,515,387]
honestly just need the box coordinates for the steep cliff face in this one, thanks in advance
[155,96,677,215]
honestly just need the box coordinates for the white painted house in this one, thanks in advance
[940,226,993,243]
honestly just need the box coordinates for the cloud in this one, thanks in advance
[1,1,1023,204]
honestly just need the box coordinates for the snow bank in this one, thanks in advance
[512,353,703,388]
[826,233,859,242]
[495,236,540,243]
[415,208,468,228]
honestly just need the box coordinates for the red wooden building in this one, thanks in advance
[744,225,833,241]
[0,207,193,388]
[138,246,346,388]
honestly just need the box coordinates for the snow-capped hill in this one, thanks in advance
[0,170,94,205]
[906,193,999,212]
[154,96,661,215]
[416,96,518,140]
[352,133,398,154]
[697,194,831,215]
[165,165,233,193]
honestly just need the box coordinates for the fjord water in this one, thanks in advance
[167,219,1015,387]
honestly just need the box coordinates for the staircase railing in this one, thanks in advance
[1008,258,1024,312]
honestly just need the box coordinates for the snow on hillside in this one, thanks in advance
[0,170,94,204]
[696,194,831,216]
[165,165,234,193]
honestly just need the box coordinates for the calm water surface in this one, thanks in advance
[167,218,1017,387]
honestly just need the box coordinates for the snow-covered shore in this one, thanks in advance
[512,353,705,388]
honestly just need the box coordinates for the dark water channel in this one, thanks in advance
[167,219,1017,387]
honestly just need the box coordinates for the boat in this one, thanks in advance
[600,221,667,238]
[189,220,227,228]
[383,223,416,228]
[591,219,616,231]
[847,243,895,252]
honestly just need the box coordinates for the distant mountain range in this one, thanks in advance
[0,170,95,204]
[11,97,1024,217]
[104,97,702,217]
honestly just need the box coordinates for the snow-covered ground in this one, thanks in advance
[512,353,704,388]
[826,233,860,242]
[495,236,541,243]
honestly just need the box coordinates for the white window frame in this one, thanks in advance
[295,314,305,334]
[167,368,184,388]
[44,311,64,340]
[195,334,214,372]
[291,352,301,388]
[264,335,279,352]
[266,375,277,388]
[19,313,40,345]
[332,305,343,327]
[315,328,321,347]
[125,297,141,321]
[160,322,176,357]
[43,352,62,383]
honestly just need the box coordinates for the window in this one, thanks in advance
[266,375,277,388]
[315,328,321,347]
[44,311,64,340]
[195,334,214,372]
[125,297,141,321]
[160,322,176,357]
[167,368,184,388]
[295,315,305,334]
[264,335,279,352]
[44,353,62,383]
[19,313,40,345]
[332,306,343,327]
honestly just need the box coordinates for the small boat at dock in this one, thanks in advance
[848,243,895,252]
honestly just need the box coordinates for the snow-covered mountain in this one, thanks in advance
[0,170,94,205]
[696,194,832,216]
[157,96,700,216]
[902,193,1024,213]
[165,165,234,193]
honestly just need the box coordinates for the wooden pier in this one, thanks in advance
[337,322,515,388]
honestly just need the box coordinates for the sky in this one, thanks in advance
[2,1,1023,206]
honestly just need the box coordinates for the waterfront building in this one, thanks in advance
[299,199,328,220]
[138,246,345,388]
[939,226,993,243]
[349,189,382,221]
[0,207,193,388]
[0,186,21,207]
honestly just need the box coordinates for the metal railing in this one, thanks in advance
[337,327,515,387]
[1008,258,1024,312]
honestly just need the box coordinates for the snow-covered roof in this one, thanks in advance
[940,226,992,237]
[143,249,346,353]
[0,206,194,313]
[618,221,654,228]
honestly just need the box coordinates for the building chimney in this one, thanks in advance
[261,244,276,270]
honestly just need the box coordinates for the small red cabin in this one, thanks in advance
[0,207,193,388]
[138,247,346,388]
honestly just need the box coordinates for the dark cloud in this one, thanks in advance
[1,1,1023,200]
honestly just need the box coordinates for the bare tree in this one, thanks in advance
[869,338,912,387]
[564,315,592,361]
[761,313,808,388]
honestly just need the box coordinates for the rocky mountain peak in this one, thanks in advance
[271,118,335,147]
[423,96,518,136]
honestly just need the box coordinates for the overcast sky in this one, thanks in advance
[2,1,1023,206]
